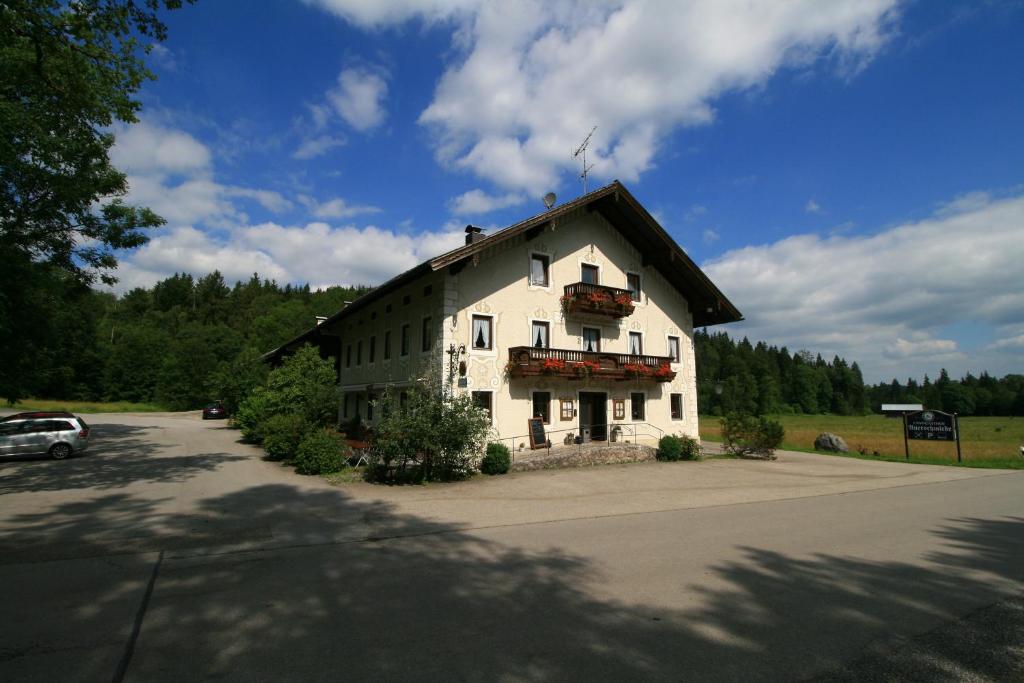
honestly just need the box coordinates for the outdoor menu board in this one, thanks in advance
[528,418,547,449]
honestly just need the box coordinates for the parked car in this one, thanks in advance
[202,401,227,420]
[0,411,75,422]
[0,415,91,459]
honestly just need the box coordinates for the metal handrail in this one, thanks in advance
[498,421,666,462]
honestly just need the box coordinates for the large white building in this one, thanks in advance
[267,182,741,446]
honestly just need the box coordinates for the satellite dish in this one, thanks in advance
[543,192,556,209]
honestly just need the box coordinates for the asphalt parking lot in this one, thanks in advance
[1,412,1022,681]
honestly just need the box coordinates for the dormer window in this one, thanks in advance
[530,253,549,286]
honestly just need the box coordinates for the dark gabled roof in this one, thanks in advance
[264,181,741,362]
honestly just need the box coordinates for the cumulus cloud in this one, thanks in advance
[310,0,900,193]
[113,222,465,292]
[327,67,389,132]
[111,121,210,174]
[448,189,525,215]
[703,190,1024,381]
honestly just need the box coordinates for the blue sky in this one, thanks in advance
[109,0,1024,382]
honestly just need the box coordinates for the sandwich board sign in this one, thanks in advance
[902,409,961,462]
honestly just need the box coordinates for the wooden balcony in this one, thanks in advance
[506,346,676,382]
[561,282,636,319]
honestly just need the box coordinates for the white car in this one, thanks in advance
[0,415,91,459]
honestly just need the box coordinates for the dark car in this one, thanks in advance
[202,402,227,420]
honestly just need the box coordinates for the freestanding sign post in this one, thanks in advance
[903,409,961,463]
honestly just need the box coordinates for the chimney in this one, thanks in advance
[464,224,485,245]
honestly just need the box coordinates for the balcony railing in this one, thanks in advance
[506,346,676,382]
[561,282,636,318]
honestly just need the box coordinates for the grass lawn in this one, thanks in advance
[701,414,1024,469]
[2,398,169,414]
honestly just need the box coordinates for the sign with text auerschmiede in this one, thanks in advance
[905,410,957,441]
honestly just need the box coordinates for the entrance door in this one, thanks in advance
[578,392,608,441]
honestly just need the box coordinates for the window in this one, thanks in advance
[613,399,625,421]
[369,336,376,363]
[532,392,551,424]
[385,304,392,314]
[668,336,680,363]
[342,394,349,418]
[401,324,410,356]
[631,392,645,421]
[355,395,362,418]
[629,331,643,355]
[530,253,550,286]
[531,321,549,349]
[423,285,433,296]
[357,340,363,365]
[345,345,352,368]
[402,294,411,305]
[472,391,493,424]
[422,316,432,352]
[384,330,391,360]
[582,326,601,353]
[581,263,599,284]
[472,315,492,350]
[627,272,641,302]
[560,399,575,421]
[671,393,683,420]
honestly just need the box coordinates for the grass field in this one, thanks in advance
[700,414,1024,469]
[2,398,169,414]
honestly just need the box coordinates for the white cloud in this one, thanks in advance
[311,1,900,193]
[112,222,465,292]
[805,198,822,213]
[111,121,210,175]
[448,189,525,215]
[149,43,179,72]
[299,195,382,219]
[292,134,347,160]
[703,190,1024,381]
[327,67,389,132]
[702,228,720,245]
[987,334,1024,351]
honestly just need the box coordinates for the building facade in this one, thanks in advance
[267,182,741,447]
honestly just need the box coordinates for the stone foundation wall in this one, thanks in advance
[510,443,657,472]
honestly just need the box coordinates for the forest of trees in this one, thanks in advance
[694,330,1023,417]
[6,270,1020,417]
[6,271,368,410]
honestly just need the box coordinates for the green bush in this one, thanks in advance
[657,434,702,461]
[721,413,785,458]
[294,429,351,475]
[262,413,310,461]
[480,442,511,475]
[234,387,274,443]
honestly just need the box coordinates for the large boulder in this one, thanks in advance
[814,432,849,453]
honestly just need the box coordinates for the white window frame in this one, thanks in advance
[529,318,551,350]
[630,391,647,422]
[670,392,684,421]
[581,325,601,353]
[528,251,553,291]
[667,334,681,365]
[469,313,496,357]
[625,271,643,304]
[628,330,644,356]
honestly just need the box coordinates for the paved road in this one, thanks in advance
[1,413,1021,681]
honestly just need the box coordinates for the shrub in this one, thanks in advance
[262,413,310,461]
[657,434,702,461]
[480,442,511,475]
[368,367,492,483]
[294,429,351,475]
[721,413,785,459]
[234,387,274,443]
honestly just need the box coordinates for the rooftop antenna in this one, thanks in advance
[572,126,597,194]
[542,192,556,209]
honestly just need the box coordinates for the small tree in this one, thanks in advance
[369,368,491,482]
[721,412,785,459]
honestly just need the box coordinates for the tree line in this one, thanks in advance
[695,329,1023,417]
[3,271,368,410]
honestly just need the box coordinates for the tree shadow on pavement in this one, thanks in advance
[3,478,1022,682]
[0,422,247,494]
